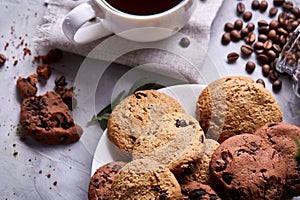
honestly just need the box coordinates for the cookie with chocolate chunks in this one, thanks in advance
[88,161,127,200]
[197,76,282,143]
[176,139,219,185]
[110,159,182,199]
[108,90,184,152]
[210,134,287,200]
[20,91,82,144]
[254,122,300,198]
[132,112,206,176]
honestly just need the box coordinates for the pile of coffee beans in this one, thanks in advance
[221,0,300,92]
[280,31,300,68]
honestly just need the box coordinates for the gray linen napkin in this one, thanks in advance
[35,0,224,83]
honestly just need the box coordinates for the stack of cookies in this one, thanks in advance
[88,76,300,200]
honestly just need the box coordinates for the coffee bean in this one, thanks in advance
[278,12,287,20]
[230,30,241,42]
[236,2,245,15]
[245,32,256,44]
[179,37,190,48]
[285,22,294,32]
[224,22,234,32]
[268,69,279,82]
[258,20,269,27]
[257,54,269,65]
[291,7,300,17]
[252,0,260,10]
[283,1,293,12]
[277,27,289,35]
[278,17,286,27]
[0,53,7,65]
[291,20,299,29]
[254,41,264,50]
[278,35,286,45]
[243,11,253,22]
[234,19,243,30]
[266,50,277,61]
[227,52,239,63]
[287,13,296,20]
[241,44,254,56]
[269,20,279,30]
[256,78,265,87]
[221,33,231,45]
[246,23,255,32]
[262,64,271,77]
[268,31,279,42]
[255,49,265,54]
[273,0,284,7]
[258,26,269,34]
[263,40,273,50]
[240,28,248,38]
[260,0,269,12]
[245,61,256,73]
[269,6,278,17]
[272,79,282,92]
[272,44,282,53]
[258,34,268,42]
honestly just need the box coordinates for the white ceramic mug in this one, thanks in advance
[62,0,197,44]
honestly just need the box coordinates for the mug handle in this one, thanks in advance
[62,2,112,44]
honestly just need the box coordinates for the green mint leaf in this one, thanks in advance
[90,81,164,126]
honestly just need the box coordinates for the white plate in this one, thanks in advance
[91,84,206,174]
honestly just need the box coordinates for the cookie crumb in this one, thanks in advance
[23,47,31,58]
[54,75,67,89]
[13,150,18,156]
[37,64,52,80]
[58,87,74,110]
[42,49,63,63]
[4,42,9,51]
[16,74,38,98]
[53,180,58,186]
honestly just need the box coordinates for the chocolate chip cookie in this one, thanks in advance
[20,91,82,144]
[108,90,184,152]
[254,122,300,198]
[210,134,287,200]
[181,181,221,200]
[197,76,282,143]
[88,161,127,200]
[110,159,182,199]
[177,139,219,185]
[132,112,205,176]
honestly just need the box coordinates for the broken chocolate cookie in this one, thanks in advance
[16,73,38,98]
[20,91,82,144]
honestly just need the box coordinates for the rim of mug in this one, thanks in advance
[95,0,194,19]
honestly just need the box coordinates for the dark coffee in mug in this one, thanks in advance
[104,0,184,15]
